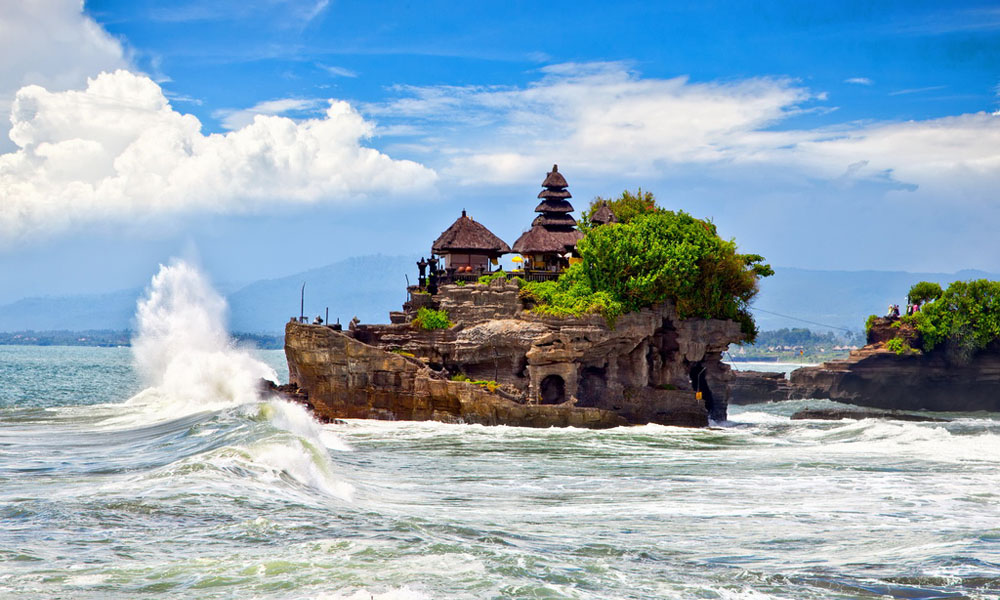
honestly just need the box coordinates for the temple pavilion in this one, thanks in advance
[590,200,618,226]
[512,165,584,272]
[431,209,510,272]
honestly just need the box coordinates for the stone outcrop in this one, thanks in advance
[284,279,745,428]
[730,317,1000,412]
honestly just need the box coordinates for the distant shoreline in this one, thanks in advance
[0,330,284,349]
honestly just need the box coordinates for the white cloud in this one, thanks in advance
[370,62,816,182]
[213,97,326,130]
[0,70,436,241]
[318,64,359,79]
[888,85,947,96]
[0,0,129,150]
[369,62,1000,203]
[844,77,873,85]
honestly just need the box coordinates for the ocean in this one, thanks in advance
[2,261,1000,599]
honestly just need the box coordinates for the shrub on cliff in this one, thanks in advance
[412,307,452,330]
[580,188,657,229]
[904,279,1000,361]
[523,197,773,341]
[907,281,943,305]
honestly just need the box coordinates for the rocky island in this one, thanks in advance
[284,166,772,428]
[732,280,1000,412]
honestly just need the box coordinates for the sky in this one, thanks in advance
[1,0,999,304]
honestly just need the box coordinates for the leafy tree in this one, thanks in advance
[580,188,658,229]
[523,207,772,341]
[907,281,943,305]
[905,279,1000,362]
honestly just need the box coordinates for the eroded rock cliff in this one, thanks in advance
[284,279,745,428]
[730,317,1000,411]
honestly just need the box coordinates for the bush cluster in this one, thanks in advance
[523,195,772,341]
[903,279,1000,360]
[412,307,452,330]
[477,270,508,285]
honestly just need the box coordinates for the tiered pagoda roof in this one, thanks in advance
[432,210,511,255]
[513,165,584,255]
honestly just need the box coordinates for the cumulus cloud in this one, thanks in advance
[213,97,326,130]
[370,62,816,183]
[370,62,1000,202]
[0,70,436,240]
[0,0,129,150]
[844,77,873,85]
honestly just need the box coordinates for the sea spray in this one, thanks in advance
[129,259,277,415]
[113,259,352,498]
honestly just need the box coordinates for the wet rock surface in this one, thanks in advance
[730,319,1000,412]
[284,280,745,428]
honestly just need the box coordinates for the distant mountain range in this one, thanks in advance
[0,255,995,336]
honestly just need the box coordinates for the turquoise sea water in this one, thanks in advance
[4,344,1000,599]
[4,261,1000,599]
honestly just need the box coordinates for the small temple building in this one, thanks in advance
[590,200,618,227]
[512,165,584,272]
[430,210,510,272]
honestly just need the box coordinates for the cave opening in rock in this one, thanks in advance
[689,362,715,416]
[539,374,566,405]
[577,367,607,407]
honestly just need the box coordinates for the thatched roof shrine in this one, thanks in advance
[432,210,511,255]
[512,225,583,254]
[591,201,618,226]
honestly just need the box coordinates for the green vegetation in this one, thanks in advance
[477,270,508,285]
[523,191,773,341]
[450,373,500,392]
[519,266,623,319]
[580,188,657,229]
[907,281,943,305]
[902,279,1000,361]
[865,314,879,336]
[884,337,916,355]
[390,348,416,358]
[412,307,452,330]
[729,327,863,362]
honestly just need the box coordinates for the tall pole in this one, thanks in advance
[300,282,305,322]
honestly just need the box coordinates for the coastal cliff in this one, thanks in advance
[284,279,744,428]
[731,317,1000,411]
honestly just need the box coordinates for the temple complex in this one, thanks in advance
[415,164,585,291]
[282,163,747,428]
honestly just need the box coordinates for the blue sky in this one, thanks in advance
[1,0,999,304]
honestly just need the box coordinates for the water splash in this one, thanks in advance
[128,259,277,415]
[114,259,352,499]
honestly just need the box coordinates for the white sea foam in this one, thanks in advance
[93,259,355,498]
[127,259,277,417]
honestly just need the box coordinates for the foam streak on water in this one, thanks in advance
[2,265,1000,598]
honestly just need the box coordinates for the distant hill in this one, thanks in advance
[0,258,995,336]
[0,255,418,335]
[227,254,419,333]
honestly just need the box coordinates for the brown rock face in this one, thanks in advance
[790,347,1000,412]
[730,343,1000,412]
[284,280,745,428]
